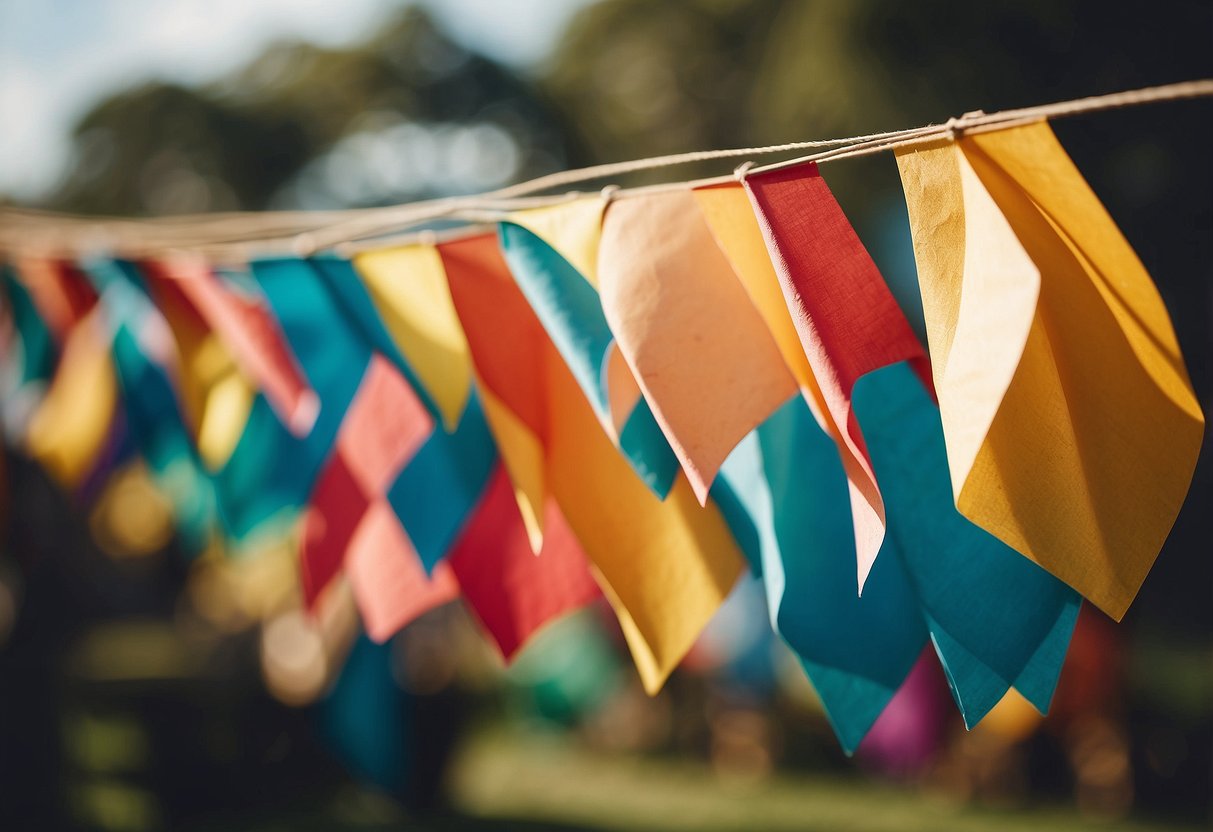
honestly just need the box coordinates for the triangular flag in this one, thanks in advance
[444,233,743,694]
[895,123,1204,619]
[498,215,680,499]
[446,465,601,661]
[598,189,798,504]
[351,244,472,429]
[742,162,931,591]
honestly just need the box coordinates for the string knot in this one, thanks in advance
[600,185,621,204]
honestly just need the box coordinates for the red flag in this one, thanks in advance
[300,354,433,606]
[448,465,600,661]
[743,162,931,589]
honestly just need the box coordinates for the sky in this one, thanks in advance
[0,0,595,202]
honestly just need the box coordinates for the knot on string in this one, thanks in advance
[599,184,621,205]
[733,160,756,181]
[291,231,317,259]
[946,109,988,140]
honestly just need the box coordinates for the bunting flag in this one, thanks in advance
[742,162,935,593]
[598,189,798,505]
[443,233,744,693]
[213,257,368,543]
[894,122,1204,619]
[82,259,217,552]
[0,99,1203,754]
[23,306,118,490]
[498,204,682,501]
[1,264,57,439]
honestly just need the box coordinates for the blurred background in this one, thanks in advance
[1,1,1210,829]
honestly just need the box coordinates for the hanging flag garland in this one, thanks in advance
[0,81,1208,754]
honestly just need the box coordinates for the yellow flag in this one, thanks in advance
[510,197,607,287]
[543,343,744,691]
[442,233,744,693]
[895,122,1204,619]
[25,310,117,488]
[353,244,473,429]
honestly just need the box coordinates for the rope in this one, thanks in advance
[2,79,1209,260]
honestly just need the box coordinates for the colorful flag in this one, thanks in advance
[895,123,1204,619]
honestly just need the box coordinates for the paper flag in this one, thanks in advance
[352,244,472,428]
[438,234,550,551]
[853,362,1080,729]
[895,122,1204,619]
[446,465,601,661]
[743,162,931,591]
[714,394,926,752]
[163,258,317,437]
[24,308,119,489]
[299,353,434,607]
[444,233,743,694]
[598,189,798,504]
[498,217,680,498]
[509,197,606,287]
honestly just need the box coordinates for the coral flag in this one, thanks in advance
[895,123,1204,619]
[598,189,798,504]
[161,257,317,437]
[443,233,743,694]
[299,353,434,608]
[742,162,931,591]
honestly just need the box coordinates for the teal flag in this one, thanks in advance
[716,395,925,753]
[854,362,1081,726]
[83,259,216,552]
[214,257,370,543]
[497,222,679,497]
[308,255,498,574]
[715,362,1079,752]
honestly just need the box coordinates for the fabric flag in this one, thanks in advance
[442,233,744,694]
[1,265,57,439]
[695,175,1079,748]
[497,199,681,501]
[82,259,217,551]
[315,254,499,577]
[160,257,317,437]
[141,261,255,471]
[24,307,119,490]
[445,465,602,661]
[351,244,472,429]
[213,257,369,542]
[10,259,97,344]
[894,122,1204,619]
[298,353,435,608]
[597,189,798,504]
[742,162,932,592]
[310,253,599,657]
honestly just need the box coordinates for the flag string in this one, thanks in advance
[1,78,1209,261]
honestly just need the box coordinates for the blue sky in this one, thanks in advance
[0,0,594,202]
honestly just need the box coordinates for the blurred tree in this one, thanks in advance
[50,7,579,215]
